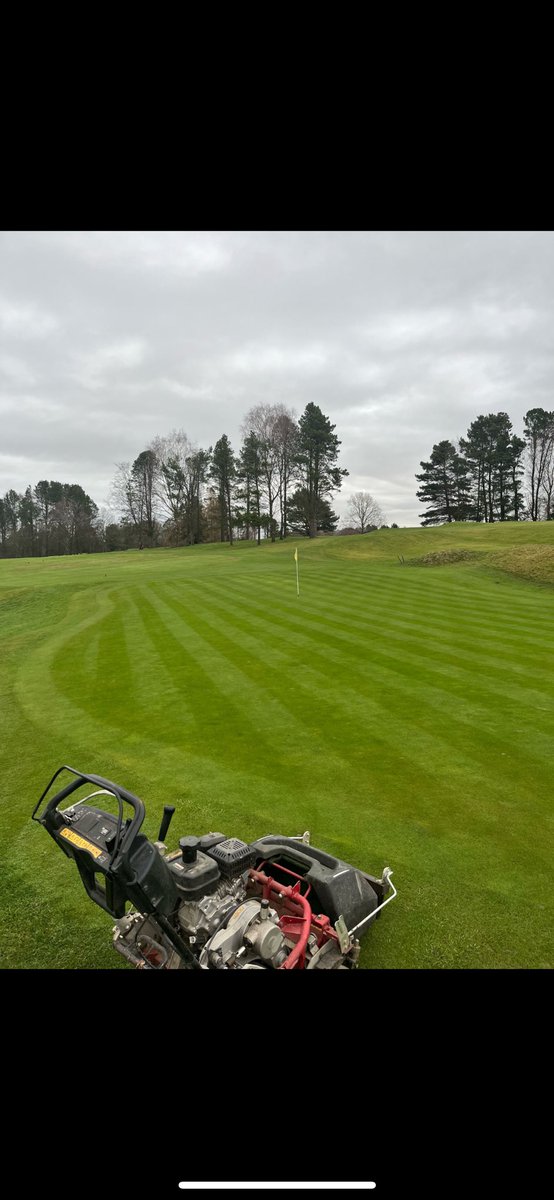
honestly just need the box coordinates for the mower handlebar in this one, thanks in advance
[32,765,146,844]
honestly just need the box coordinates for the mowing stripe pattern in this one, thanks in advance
[2,532,553,968]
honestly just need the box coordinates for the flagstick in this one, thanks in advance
[295,549,300,597]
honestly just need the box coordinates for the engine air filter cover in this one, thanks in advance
[206,838,255,876]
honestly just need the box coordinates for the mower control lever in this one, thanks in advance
[157,804,176,844]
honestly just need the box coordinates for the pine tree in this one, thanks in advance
[416,441,471,525]
[211,435,236,544]
[295,403,347,537]
[236,432,263,542]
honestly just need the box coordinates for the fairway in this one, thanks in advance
[1,525,553,969]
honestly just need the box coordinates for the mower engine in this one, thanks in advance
[32,767,396,970]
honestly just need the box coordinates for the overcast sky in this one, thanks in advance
[1,230,552,527]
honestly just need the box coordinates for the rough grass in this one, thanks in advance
[1,523,554,969]
[406,550,486,567]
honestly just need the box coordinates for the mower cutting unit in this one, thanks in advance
[33,766,396,970]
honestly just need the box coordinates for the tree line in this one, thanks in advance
[0,481,101,558]
[0,402,350,557]
[416,408,554,525]
[110,402,347,550]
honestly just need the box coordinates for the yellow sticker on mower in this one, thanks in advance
[60,828,103,859]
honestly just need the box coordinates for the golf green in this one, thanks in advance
[1,525,553,969]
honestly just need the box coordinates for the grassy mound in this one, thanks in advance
[488,545,554,586]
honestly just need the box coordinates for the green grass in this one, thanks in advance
[1,524,554,969]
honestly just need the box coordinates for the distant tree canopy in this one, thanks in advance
[415,409,549,525]
[107,403,348,550]
[0,480,100,558]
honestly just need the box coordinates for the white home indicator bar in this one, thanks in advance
[178,1185,376,1191]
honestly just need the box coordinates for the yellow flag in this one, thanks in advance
[294,547,298,562]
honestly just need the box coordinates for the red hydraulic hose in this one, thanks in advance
[248,868,312,970]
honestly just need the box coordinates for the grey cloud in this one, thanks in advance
[0,295,60,338]
[2,231,554,524]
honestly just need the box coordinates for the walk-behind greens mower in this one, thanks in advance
[33,766,397,969]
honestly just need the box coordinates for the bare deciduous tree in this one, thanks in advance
[151,430,192,523]
[150,430,210,544]
[241,404,281,542]
[241,403,300,540]
[524,408,554,521]
[273,405,299,538]
[111,450,159,545]
[542,456,554,519]
[346,491,385,532]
